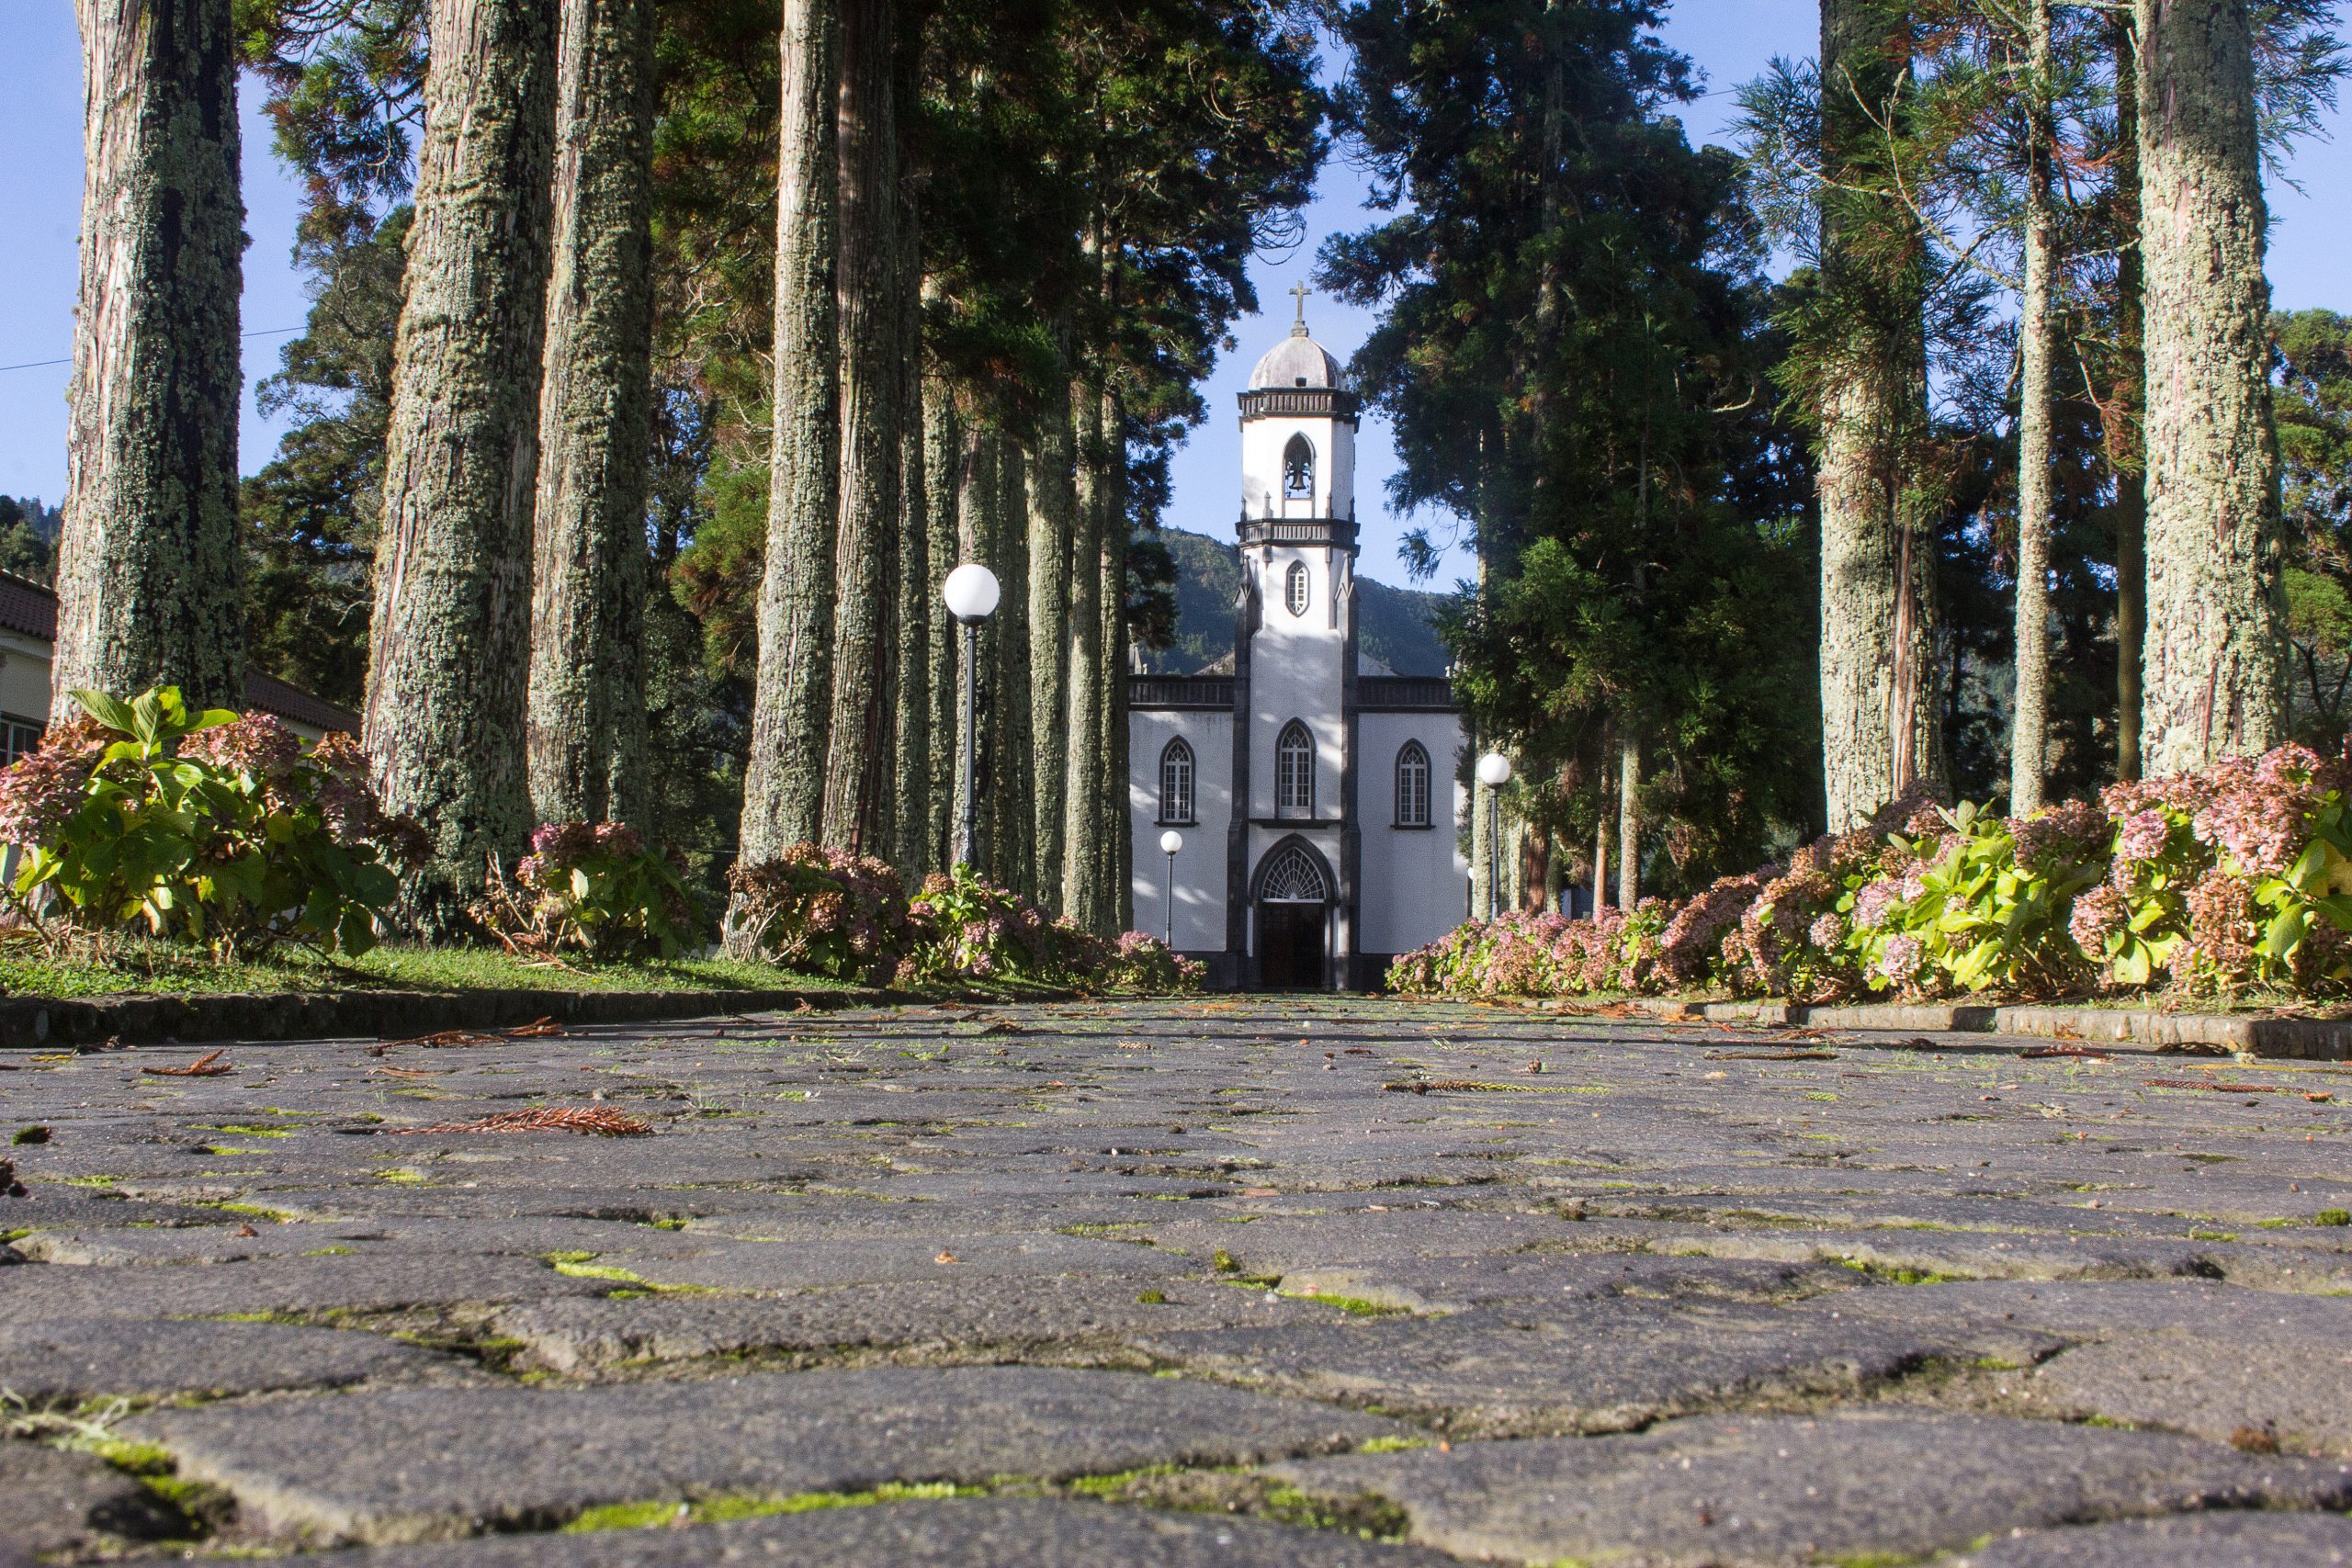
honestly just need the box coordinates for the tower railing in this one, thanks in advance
[1238,388,1361,422]
[1357,675,1454,710]
[1129,676,1236,709]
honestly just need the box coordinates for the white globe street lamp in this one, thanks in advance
[1476,751,1512,920]
[944,564,1001,868]
[1159,829,1183,949]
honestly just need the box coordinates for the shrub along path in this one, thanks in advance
[4,999,2350,1565]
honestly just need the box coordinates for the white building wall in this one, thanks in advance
[1245,545,1349,821]
[0,638,52,728]
[1356,711,1472,957]
[1127,708,1232,952]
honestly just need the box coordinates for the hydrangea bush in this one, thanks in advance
[476,821,703,959]
[725,843,911,979]
[1390,742,2352,1005]
[0,688,424,959]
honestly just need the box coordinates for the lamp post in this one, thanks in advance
[1476,751,1512,920]
[943,563,1001,869]
[1159,829,1183,949]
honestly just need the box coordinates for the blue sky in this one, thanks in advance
[2,2,2346,592]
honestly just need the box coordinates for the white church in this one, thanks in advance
[1128,310,1469,990]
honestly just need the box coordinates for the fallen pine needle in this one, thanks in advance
[1382,1078,1530,1094]
[2020,1045,2112,1061]
[1705,1049,1838,1062]
[2143,1078,2282,1095]
[142,1050,230,1077]
[393,1106,651,1137]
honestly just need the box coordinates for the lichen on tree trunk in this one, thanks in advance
[1815,0,1942,829]
[1063,380,1107,931]
[60,0,246,713]
[737,0,840,868]
[888,177,930,883]
[364,0,559,928]
[1615,739,1639,908]
[527,0,655,829]
[820,0,902,853]
[2135,0,2286,773]
[1028,381,1075,908]
[922,375,961,872]
[2110,9,2147,783]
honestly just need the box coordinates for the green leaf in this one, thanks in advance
[67,688,136,736]
[2263,906,2310,962]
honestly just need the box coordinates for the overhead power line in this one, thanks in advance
[0,325,305,376]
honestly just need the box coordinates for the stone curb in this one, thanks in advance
[0,985,893,1051]
[1623,998,2352,1062]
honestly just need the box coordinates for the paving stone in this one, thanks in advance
[128,1366,1410,1545]
[2023,1336,2352,1458]
[196,1498,1459,1567]
[594,1231,1187,1292]
[1270,1412,2352,1565]
[1950,1511,2352,1566]
[1134,1299,2060,1437]
[493,1274,1335,1373]
[0,1253,605,1321]
[1272,1254,1854,1315]
[0,1440,183,1554]
[0,1317,484,1404]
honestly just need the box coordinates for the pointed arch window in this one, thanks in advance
[1159,738,1195,825]
[1276,720,1315,818]
[1282,433,1315,502]
[1284,560,1310,616]
[1395,740,1431,828]
[1260,842,1328,903]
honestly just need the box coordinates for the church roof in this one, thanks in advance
[1247,327,1341,390]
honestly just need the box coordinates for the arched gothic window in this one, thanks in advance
[1159,739,1194,824]
[1395,740,1431,828]
[1260,842,1328,903]
[1284,560,1310,616]
[1282,433,1315,501]
[1276,721,1315,817]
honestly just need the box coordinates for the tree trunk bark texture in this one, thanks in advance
[1816,0,1942,830]
[922,378,960,872]
[2135,0,2286,773]
[364,0,559,925]
[991,430,1035,898]
[888,186,929,882]
[2111,11,2147,783]
[2009,0,2058,816]
[61,0,245,712]
[1101,387,1132,933]
[1064,383,1108,931]
[737,0,839,866]
[1615,739,1639,908]
[1028,386,1075,908]
[819,0,901,852]
[952,423,994,874]
[526,0,655,829]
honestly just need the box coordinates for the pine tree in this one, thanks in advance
[364,0,560,926]
[527,0,658,828]
[59,0,245,711]
[2136,0,2287,771]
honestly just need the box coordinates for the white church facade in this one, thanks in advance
[1127,314,1469,989]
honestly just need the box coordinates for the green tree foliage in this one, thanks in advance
[1320,0,1820,891]
[2276,309,2352,749]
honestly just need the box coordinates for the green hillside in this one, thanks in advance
[1143,526,1453,677]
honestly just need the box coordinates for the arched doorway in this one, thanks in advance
[1253,839,1331,990]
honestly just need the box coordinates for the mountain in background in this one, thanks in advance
[1144,525,1453,677]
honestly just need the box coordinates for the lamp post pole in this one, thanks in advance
[942,564,1001,871]
[1476,751,1513,921]
[1159,829,1183,948]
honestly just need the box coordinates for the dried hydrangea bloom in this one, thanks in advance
[0,748,95,847]
[2067,883,2129,953]
[180,714,300,779]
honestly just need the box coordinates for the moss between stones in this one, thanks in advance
[563,1483,978,1532]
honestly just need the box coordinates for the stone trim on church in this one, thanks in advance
[1128,315,1469,991]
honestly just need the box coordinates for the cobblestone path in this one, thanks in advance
[5,998,2352,1565]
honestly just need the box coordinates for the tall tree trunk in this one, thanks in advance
[922,371,960,871]
[1065,381,1108,930]
[527,0,655,829]
[989,428,1034,897]
[820,0,902,852]
[60,0,244,711]
[1615,738,1639,908]
[889,182,930,881]
[1591,763,1611,916]
[1028,383,1075,908]
[2009,0,2058,815]
[2111,10,2146,782]
[364,0,559,926]
[2136,0,2284,772]
[737,0,839,866]
[1816,0,1942,829]
[1101,386,1132,933]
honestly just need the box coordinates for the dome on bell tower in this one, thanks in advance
[1248,329,1341,390]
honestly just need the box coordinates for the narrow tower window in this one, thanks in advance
[1284,560,1310,616]
[1159,739,1194,824]
[1276,721,1316,817]
[1282,433,1314,501]
[1395,740,1430,828]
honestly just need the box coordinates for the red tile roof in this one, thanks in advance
[0,570,360,734]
